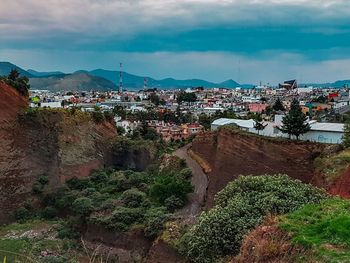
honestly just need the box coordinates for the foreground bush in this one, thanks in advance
[180,175,327,263]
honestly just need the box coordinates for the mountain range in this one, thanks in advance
[1,61,350,91]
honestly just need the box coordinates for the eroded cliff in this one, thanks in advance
[0,82,116,223]
[192,127,330,207]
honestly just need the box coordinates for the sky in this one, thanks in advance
[1,0,350,84]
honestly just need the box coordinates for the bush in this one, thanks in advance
[38,175,49,185]
[72,197,94,215]
[32,182,44,194]
[66,177,89,190]
[120,188,147,208]
[14,207,32,221]
[180,175,328,263]
[91,111,105,124]
[144,207,169,237]
[179,168,192,180]
[56,221,79,239]
[164,195,185,212]
[150,176,193,205]
[41,206,58,219]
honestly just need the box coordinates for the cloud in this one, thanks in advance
[1,0,350,82]
[1,0,349,39]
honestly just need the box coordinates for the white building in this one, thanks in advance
[211,117,345,144]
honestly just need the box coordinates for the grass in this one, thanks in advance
[0,219,80,262]
[314,148,350,184]
[279,198,350,262]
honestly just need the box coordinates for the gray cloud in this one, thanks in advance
[1,0,349,39]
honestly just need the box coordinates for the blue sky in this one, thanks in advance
[1,0,350,84]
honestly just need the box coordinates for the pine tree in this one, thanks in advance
[273,98,285,111]
[253,114,267,135]
[280,99,310,140]
[343,118,350,148]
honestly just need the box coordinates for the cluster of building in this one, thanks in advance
[28,79,350,144]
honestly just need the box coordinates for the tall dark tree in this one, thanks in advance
[280,99,310,140]
[253,114,267,135]
[177,91,197,104]
[5,69,30,97]
[149,93,160,106]
[273,98,285,111]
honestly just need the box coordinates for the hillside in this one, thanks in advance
[0,82,118,223]
[27,69,65,77]
[87,69,243,89]
[29,72,117,91]
[0,62,33,78]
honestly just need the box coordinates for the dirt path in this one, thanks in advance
[174,144,208,220]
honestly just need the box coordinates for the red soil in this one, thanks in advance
[192,128,331,207]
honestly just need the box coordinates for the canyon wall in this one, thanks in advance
[0,82,116,223]
[192,127,327,207]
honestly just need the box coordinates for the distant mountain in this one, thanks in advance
[301,80,350,88]
[85,69,243,89]
[27,69,65,77]
[0,62,33,78]
[29,73,117,92]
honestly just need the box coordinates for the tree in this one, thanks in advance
[149,92,160,106]
[177,91,197,104]
[273,98,285,111]
[280,99,310,140]
[5,69,30,97]
[343,118,350,148]
[8,69,20,81]
[254,119,267,135]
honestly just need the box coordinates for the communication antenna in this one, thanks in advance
[119,62,123,94]
[144,77,148,91]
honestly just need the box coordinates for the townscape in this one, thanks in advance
[2,0,350,262]
[30,77,350,143]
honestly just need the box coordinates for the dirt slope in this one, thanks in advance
[192,128,327,207]
[0,82,116,223]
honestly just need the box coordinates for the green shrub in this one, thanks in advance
[180,175,328,263]
[38,175,49,185]
[144,207,169,238]
[14,207,32,221]
[91,207,145,230]
[164,195,185,212]
[72,197,94,215]
[120,188,147,208]
[41,206,58,219]
[150,176,193,205]
[178,168,192,180]
[66,177,89,190]
[56,221,79,239]
[91,111,105,124]
[111,207,144,225]
[32,182,44,194]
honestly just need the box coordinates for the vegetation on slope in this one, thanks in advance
[0,220,80,263]
[0,69,30,97]
[314,147,350,184]
[179,175,327,263]
[6,152,193,262]
[279,198,350,263]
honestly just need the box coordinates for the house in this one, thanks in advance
[211,118,255,132]
[248,103,268,113]
[279,80,297,90]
